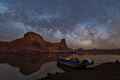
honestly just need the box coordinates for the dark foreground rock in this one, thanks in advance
[38,62,120,80]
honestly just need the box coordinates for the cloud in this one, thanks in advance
[0,3,8,14]
[0,21,34,41]
[0,0,120,48]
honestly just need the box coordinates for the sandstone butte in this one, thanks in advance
[0,32,70,75]
[0,32,120,75]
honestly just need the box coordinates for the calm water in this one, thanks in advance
[0,64,26,80]
[0,62,64,80]
[0,55,120,80]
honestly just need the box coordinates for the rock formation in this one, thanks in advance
[0,32,69,75]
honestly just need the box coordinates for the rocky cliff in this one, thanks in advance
[0,32,69,75]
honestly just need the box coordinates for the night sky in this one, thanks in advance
[0,0,120,49]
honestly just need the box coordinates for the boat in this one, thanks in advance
[57,55,94,70]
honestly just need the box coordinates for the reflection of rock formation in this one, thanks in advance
[0,32,69,75]
[0,64,26,80]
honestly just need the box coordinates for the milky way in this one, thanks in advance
[0,0,120,49]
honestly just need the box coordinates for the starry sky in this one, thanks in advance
[0,0,120,49]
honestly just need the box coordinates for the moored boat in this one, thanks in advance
[57,55,94,70]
